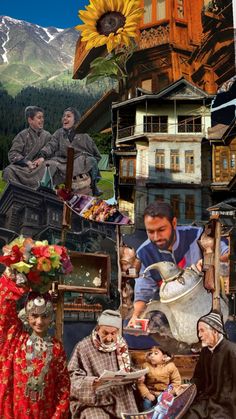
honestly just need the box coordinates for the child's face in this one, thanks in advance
[149,349,165,365]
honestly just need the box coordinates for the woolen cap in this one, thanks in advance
[98,309,122,330]
[198,311,226,335]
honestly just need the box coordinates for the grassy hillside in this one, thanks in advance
[0,171,114,198]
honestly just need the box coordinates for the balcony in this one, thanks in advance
[116,122,206,141]
[138,23,170,50]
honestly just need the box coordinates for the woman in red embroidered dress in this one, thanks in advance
[0,274,70,418]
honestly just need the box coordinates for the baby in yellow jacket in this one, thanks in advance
[137,346,181,411]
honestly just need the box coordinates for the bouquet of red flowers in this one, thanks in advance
[0,236,73,292]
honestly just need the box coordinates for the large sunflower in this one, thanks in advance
[76,0,143,53]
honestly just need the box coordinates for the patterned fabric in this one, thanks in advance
[91,329,131,372]
[137,361,181,398]
[68,334,138,418]
[39,128,101,184]
[2,127,51,189]
[0,275,70,418]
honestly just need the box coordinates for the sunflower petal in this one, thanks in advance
[122,0,137,16]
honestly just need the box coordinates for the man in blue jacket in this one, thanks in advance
[128,201,228,327]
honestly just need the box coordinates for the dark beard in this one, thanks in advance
[154,227,176,251]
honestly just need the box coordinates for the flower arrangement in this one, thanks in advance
[76,0,144,84]
[0,236,73,292]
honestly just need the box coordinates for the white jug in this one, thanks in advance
[142,262,228,344]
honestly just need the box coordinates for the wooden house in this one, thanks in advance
[208,118,236,202]
[113,78,213,225]
[73,0,234,98]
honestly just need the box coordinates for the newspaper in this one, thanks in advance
[95,367,149,393]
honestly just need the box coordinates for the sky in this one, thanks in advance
[0,0,88,28]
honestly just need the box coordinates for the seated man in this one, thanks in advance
[68,309,139,418]
[3,106,51,189]
[183,310,236,418]
[34,107,102,196]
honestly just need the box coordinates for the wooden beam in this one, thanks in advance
[55,147,75,341]
[212,219,221,311]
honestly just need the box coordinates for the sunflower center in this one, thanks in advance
[96,12,126,36]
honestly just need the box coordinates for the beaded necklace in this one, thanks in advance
[25,332,53,401]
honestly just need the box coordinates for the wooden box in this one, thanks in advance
[59,251,111,294]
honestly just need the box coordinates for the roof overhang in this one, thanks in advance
[76,89,119,133]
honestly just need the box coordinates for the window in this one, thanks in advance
[185,150,194,173]
[144,115,168,133]
[176,0,184,18]
[52,212,59,222]
[155,149,165,171]
[144,0,166,23]
[144,0,152,23]
[170,150,180,172]
[231,153,235,169]
[185,195,195,220]
[30,213,38,221]
[170,195,180,218]
[157,0,166,19]
[220,151,229,172]
[120,158,136,179]
[141,78,152,91]
[178,115,202,133]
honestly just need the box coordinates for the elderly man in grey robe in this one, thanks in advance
[68,309,139,418]
[183,310,236,419]
[34,107,102,196]
[3,106,51,189]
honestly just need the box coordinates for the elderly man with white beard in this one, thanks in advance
[68,310,139,418]
[183,310,236,419]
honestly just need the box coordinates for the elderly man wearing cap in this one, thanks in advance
[184,310,236,419]
[68,309,139,418]
[34,107,102,196]
[3,105,52,189]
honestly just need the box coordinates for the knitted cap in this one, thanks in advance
[97,309,122,330]
[198,311,226,335]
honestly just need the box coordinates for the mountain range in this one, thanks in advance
[0,16,80,95]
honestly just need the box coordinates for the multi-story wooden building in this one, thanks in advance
[113,78,212,225]
[208,118,236,202]
[72,0,235,224]
[73,0,234,99]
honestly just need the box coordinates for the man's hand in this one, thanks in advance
[92,378,101,390]
[127,315,138,327]
[127,301,147,327]
[26,160,36,170]
[191,259,203,273]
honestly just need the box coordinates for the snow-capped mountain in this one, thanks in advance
[0,16,80,93]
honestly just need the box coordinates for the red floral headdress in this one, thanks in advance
[0,236,73,292]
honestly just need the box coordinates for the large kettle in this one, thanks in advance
[141,261,228,344]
